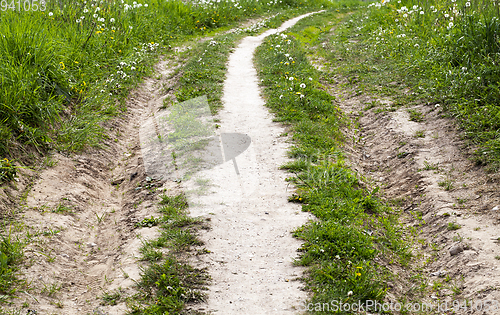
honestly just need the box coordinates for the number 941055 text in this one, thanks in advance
[1,0,47,11]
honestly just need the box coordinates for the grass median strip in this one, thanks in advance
[127,194,210,314]
[255,7,414,312]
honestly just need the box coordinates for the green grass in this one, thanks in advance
[255,8,413,312]
[0,159,16,184]
[438,178,454,191]
[305,0,500,170]
[100,289,123,306]
[357,0,500,170]
[0,0,335,305]
[408,109,424,122]
[174,33,241,115]
[447,222,461,231]
[129,194,209,314]
[0,231,23,301]
[422,160,439,171]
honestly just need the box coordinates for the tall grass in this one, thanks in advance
[0,231,23,300]
[364,0,500,169]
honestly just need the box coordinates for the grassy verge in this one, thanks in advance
[174,33,241,115]
[0,232,23,303]
[345,0,500,170]
[125,194,210,314]
[255,7,415,313]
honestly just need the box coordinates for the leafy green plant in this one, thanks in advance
[0,231,23,297]
[0,159,16,183]
[408,109,424,122]
[135,216,161,228]
[100,289,123,306]
[414,130,425,138]
[438,179,454,191]
[447,222,461,231]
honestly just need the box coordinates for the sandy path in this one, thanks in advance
[187,13,320,315]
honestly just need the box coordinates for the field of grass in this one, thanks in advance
[2,0,498,312]
[128,194,210,314]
